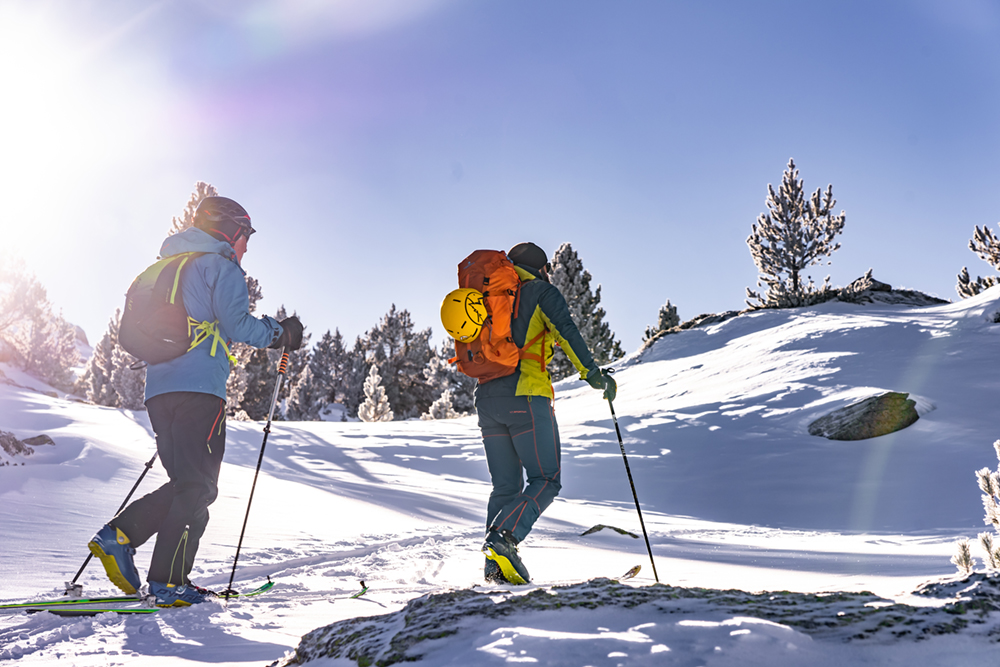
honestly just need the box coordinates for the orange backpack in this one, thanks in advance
[452,250,547,382]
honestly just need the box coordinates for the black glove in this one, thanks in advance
[270,316,303,351]
[585,367,617,402]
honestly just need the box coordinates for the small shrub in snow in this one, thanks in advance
[421,389,460,420]
[952,539,975,575]
[956,223,1000,299]
[953,439,1000,573]
[643,300,679,342]
[358,364,393,422]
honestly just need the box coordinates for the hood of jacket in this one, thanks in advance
[159,227,238,264]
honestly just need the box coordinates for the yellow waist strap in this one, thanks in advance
[187,317,237,365]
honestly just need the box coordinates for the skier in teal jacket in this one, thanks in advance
[87,196,303,607]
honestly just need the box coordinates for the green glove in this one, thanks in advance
[585,368,617,402]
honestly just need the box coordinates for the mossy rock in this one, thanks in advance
[808,392,919,441]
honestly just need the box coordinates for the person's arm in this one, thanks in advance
[536,284,598,379]
[211,260,281,348]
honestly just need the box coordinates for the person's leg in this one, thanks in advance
[490,396,561,544]
[110,393,180,547]
[89,393,181,593]
[146,392,226,586]
[478,398,523,530]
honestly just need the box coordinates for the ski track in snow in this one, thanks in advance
[4,289,1000,665]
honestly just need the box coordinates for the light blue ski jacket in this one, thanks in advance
[144,227,281,402]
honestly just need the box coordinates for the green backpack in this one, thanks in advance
[119,252,232,366]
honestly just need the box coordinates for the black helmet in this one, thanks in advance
[193,196,255,245]
[508,242,550,272]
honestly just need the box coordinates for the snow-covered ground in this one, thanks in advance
[4,288,1000,666]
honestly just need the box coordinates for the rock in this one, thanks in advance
[808,392,919,441]
[22,435,55,446]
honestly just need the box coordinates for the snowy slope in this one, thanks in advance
[3,288,1000,665]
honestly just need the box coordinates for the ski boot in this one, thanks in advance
[149,581,210,607]
[483,529,530,584]
[88,524,141,595]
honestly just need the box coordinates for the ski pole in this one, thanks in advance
[224,348,289,600]
[66,451,159,596]
[604,371,660,583]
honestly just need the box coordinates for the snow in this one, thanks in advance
[4,288,1000,665]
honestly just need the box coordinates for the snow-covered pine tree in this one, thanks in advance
[424,339,475,415]
[286,364,323,421]
[745,159,846,309]
[355,305,435,419]
[421,389,460,420]
[274,305,311,414]
[358,363,393,422]
[169,181,218,235]
[84,312,121,407]
[547,243,624,380]
[952,539,975,575]
[341,338,370,418]
[111,345,146,410]
[956,223,1000,298]
[643,300,680,342]
[0,256,79,389]
[300,328,351,418]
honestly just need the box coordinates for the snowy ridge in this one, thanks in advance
[4,289,1000,665]
[278,574,1000,666]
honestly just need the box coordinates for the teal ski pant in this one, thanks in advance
[477,395,561,543]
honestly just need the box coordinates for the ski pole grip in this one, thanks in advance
[278,350,289,375]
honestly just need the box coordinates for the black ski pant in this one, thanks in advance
[111,391,226,586]
[478,395,561,544]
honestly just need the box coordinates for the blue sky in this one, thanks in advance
[2,0,999,354]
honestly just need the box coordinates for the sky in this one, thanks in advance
[1,0,999,353]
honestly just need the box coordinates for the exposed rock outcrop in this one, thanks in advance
[808,392,919,441]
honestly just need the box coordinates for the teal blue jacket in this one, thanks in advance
[144,228,281,402]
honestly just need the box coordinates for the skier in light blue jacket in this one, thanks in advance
[88,196,303,607]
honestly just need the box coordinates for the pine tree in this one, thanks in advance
[85,313,120,407]
[274,305,311,414]
[358,363,393,422]
[355,305,435,419]
[421,389,460,420]
[746,158,846,308]
[111,345,146,410]
[299,328,351,417]
[341,338,370,418]
[643,300,680,342]
[956,223,1000,299]
[547,243,625,380]
[169,181,218,235]
[0,256,79,389]
[285,364,323,421]
[424,339,475,415]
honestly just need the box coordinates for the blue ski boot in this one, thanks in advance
[483,529,530,584]
[88,524,141,595]
[149,581,210,607]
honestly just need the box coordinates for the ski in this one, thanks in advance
[1,579,275,616]
[618,565,641,581]
[349,580,368,599]
[0,594,142,612]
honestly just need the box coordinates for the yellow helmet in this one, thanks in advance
[441,288,488,342]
